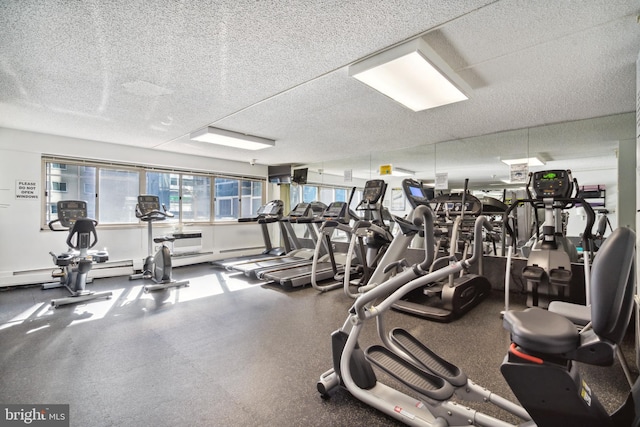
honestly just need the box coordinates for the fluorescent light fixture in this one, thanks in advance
[392,167,414,177]
[349,37,471,112]
[501,157,545,166]
[379,166,414,177]
[190,127,275,150]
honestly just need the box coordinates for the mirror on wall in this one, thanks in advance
[293,113,632,237]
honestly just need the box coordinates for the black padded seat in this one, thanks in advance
[503,307,579,355]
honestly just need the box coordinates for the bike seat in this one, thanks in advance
[503,307,579,355]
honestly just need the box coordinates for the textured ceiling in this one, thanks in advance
[0,0,638,183]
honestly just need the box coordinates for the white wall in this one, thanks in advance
[0,127,270,286]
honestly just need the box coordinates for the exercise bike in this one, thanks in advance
[44,200,112,308]
[129,195,189,292]
[317,203,640,426]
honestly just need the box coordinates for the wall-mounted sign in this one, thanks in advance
[344,169,353,182]
[379,164,392,176]
[435,173,448,190]
[510,163,528,183]
[15,180,39,200]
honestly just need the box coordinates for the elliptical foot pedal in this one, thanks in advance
[522,265,545,282]
[549,268,572,286]
[390,328,467,387]
[365,345,454,401]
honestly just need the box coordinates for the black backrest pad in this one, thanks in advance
[591,227,636,344]
[67,218,98,250]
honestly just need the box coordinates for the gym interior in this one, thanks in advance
[1,2,640,427]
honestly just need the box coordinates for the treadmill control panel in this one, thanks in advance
[362,179,386,204]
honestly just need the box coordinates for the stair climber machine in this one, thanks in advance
[210,199,286,269]
[129,195,189,292]
[44,200,112,308]
[503,170,595,308]
[342,179,395,298]
[393,179,492,322]
[230,201,327,279]
[266,190,359,290]
[317,206,640,427]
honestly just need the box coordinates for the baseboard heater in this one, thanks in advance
[171,231,202,255]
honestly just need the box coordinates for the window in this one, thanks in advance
[241,180,262,217]
[335,188,348,202]
[45,162,96,222]
[302,185,318,203]
[43,158,264,226]
[51,182,67,192]
[146,171,179,221]
[99,168,140,224]
[214,178,239,221]
[182,175,211,222]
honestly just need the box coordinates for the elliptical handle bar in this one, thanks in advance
[412,205,436,271]
[350,204,436,319]
[503,196,595,247]
[135,206,174,221]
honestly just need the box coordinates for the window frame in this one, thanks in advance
[41,156,265,229]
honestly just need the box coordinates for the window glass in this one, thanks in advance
[45,162,96,222]
[183,175,211,222]
[99,168,140,224]
[335,188,348,202]
[319,187,334,205]
[290,184,301,208]
[241,180,262,217]
[44,158,264,226]
[215,178,239,220]
[146,171,180,215]
[302,185,318,203]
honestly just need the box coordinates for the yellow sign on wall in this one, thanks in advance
[379,164,392,176]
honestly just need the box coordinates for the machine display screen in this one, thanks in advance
[138,195,160,213]
[409,186,423,197]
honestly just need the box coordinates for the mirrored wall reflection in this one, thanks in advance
[295,112,633,229]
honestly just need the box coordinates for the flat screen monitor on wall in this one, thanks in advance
[292,168,308,185]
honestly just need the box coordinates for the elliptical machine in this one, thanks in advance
[504,170,594,308]
[44,200,112,308]
[129,195,189,292]
[317,204,640,426]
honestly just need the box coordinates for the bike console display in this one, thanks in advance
[531,170,573,199]
[137,195,161,214]
[56,200,88,228]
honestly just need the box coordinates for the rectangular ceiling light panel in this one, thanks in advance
[190,127,275,150]
[349,37,471,112]
[501,157,545,166]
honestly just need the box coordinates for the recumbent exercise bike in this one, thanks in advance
[44,200,112,308]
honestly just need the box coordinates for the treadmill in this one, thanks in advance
[261,187,360,289]
[210,200,286,269]
[231,201,327,279]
